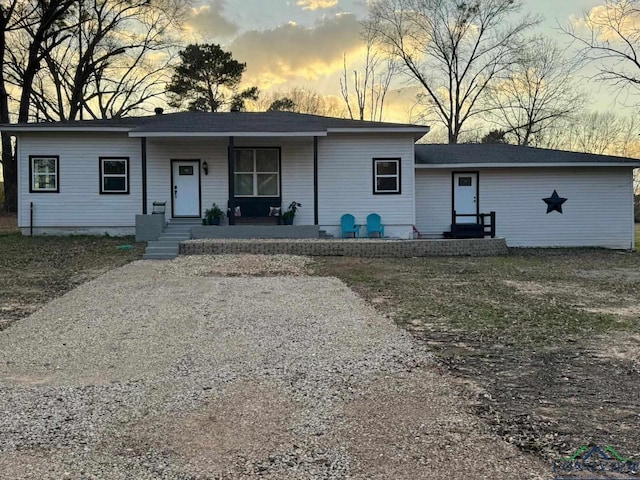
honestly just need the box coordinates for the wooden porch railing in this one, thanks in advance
[447,210,496,239]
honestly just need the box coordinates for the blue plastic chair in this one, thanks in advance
[366,213,385,238]
[341,214,361,238]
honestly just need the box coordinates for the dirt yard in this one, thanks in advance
[0,227,145,330]
[315,248,640,466]
[0,213,17,234]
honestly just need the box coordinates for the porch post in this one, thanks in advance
[141,137,147,214]
[228,136,235,225]
[313,136,319,225]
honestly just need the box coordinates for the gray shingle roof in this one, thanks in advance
[415,143,640,166]
[1,111,426,134]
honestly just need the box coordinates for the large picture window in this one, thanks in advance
[373,158,401,194]
[234,148,279,197]
[99,157,129,194]
[30,156,59,193]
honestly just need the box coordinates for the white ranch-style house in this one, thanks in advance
[2,111,638,250]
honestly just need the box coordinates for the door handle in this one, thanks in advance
[174,186,177,198]
[474,196,477,203]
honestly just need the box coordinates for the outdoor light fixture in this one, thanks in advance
[202,161,209,175]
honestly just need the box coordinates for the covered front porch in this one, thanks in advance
[139,133,320,227]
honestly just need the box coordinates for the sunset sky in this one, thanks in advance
[181,0,631,127]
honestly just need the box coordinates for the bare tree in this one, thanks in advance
[366,0,538,143]
[340,24,395,121]
[21,0,189,121]
[562,0,640,103]
[485,37,585,146]
[537,111,639,155]
[1,0,76,212]
[256,87,345,117]
[0,1,25,212]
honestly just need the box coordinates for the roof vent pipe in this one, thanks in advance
[154,107,164,115]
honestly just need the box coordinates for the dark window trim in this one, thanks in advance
[372,158,401,195]
[233,147,282,198]
[29,155,60,193]
[99,156,130,195]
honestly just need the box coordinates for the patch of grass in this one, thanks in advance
[314,250,640,460]
[318,251,640,347]
[0,233,145,329]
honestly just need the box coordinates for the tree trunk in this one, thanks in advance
[1,134,17,212]
[0,15,17,212]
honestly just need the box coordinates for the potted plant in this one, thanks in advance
[203,203,225,225]
[282,201,301,225]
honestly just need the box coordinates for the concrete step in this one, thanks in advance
[147,240,181,248]
[169,219,202,225]
[166,226,199,231]
[158,234,190,240]
[143,253,178,260]
[146,246,179,255]
[144,218,199,260]
[165,224,196,230]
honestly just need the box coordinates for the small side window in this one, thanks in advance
[373,158,401,194]
[30,156,59,193]
[100,157,129,194]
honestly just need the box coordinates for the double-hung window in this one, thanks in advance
[373,158,401,194]
[100,157,129,194]
[30,156,59,193]
[234,148,279,197]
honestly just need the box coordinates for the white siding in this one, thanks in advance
[145,137,314,224]
[17,134,316,230]
[415,167,636,249]
[318,133,416,238]
[18,132,142,229]
[146,137,227,222]
[415,169,451,237]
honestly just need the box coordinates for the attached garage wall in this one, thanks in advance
[415,167,635,249]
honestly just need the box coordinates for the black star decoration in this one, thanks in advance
[542,190,567,214]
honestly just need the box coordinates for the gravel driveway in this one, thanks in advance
[0,255,548,479]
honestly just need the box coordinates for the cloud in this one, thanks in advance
[185,0,239,39]
[296,0,339,10]
[229,13,365,89]
[572,2,640,41]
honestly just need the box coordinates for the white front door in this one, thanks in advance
[172,160,200,217]
[453,172,478,223]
